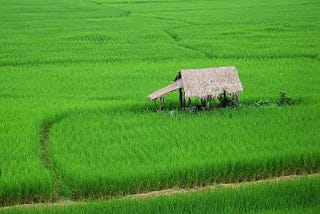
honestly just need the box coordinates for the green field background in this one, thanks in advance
[0,0,319,209]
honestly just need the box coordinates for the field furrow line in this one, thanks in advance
[164,30,212,59]
[129,172,320,199]
[1,172,319,210]
[39,117,72,202]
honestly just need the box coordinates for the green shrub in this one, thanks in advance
[253,98,271,107]
[277,91,295,106]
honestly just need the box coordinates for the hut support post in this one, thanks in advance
[234,94,239,107]
[179,88,183,110]
[201,98,207,108]
[159,97,164,111]
[154,100,157,111]
[183,94,186,110]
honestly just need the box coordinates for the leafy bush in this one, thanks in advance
[253,99,271,107]
[277,91,295,106]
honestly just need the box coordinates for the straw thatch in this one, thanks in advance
[179,66,243,99]
[147,79,183,100]
[147,66,243,100]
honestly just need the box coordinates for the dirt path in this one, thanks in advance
[1,172,319,211]
[130,172,320,199]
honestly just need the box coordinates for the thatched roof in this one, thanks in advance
[179,66,243,99]
[147,79,183,100]
[147,66,243,100]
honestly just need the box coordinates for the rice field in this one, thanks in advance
[0,0,319,212]
[3,176,320,213]
[48,105,320,198]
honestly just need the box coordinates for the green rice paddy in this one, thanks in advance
[0,0,319,212]
[3,177,320,214]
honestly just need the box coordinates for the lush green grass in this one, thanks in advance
[0,0,319,208]
[3,176,320,213]
[49,105,320,198]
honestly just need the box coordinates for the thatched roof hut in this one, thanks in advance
[148,66,243,110]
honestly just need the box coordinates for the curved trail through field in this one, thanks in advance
[1,173,319,210]
[40,116,72,200]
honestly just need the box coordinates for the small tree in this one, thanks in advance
[277,91,295,106]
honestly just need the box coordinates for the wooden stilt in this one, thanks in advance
[159,97,164,111]
[179,88,183,110]
[201,98,207,108]
[222,90,227,107]
[183,91,186,110]
[154,100,157,111]
[234,94,239,107]
[162,97,165,110]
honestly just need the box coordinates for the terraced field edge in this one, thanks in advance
[1,173,319,211]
